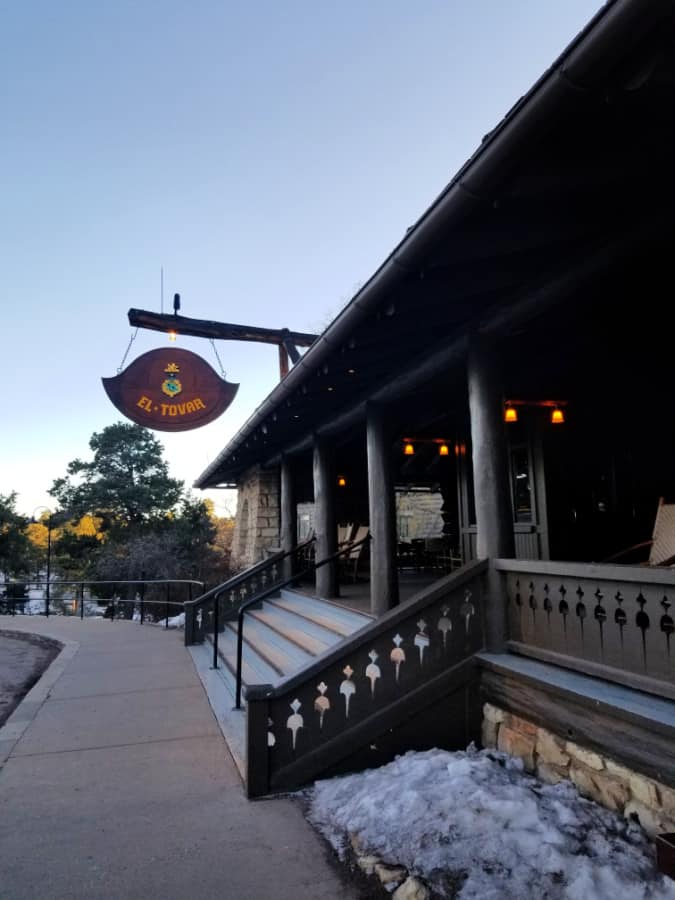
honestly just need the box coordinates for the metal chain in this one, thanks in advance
[117,328,139,373]
[209,338,226,378]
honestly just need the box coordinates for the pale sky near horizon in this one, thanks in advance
[2,0,601,518]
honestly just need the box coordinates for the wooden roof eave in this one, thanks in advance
[193,0,670,491]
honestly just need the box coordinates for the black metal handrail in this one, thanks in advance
[0,578,204,627]
[234,535,370,709]
[185,537,316,664]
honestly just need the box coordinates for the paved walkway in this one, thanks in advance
[0,617,359,900]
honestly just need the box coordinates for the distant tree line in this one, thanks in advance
[1,423,235,595]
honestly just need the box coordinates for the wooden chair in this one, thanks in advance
[603,497,675,566]
[337,523,354,547]
[340,525,369,582]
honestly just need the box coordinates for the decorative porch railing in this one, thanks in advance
[495,559,675,701]
[184,538,315,661]
[245,559,488,797]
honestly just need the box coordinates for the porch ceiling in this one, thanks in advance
[196,0,675,490]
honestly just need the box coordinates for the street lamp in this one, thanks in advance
[32,507,53,617]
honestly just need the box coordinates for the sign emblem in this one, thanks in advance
[102,347,239,432]
[161,363,183,398]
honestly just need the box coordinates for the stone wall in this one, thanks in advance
[230,465,280,571]
[396,491,444,540]
[482,702,675,838]
[293,492,445,544]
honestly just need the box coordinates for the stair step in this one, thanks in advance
[210,627,279,686]
[226,620,310,676]
[279,589,373,631]
[263,598,352,652]
[249,607,332,657]
[204,593,373,702]
[219,651,269,690]
[273,595,368,638]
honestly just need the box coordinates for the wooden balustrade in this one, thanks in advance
[494,559,675,701]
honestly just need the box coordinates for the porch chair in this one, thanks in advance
[340,525,369,582]
[337,523,354,547]
[603,497,675,566]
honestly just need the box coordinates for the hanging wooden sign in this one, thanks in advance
[102,348,238,432]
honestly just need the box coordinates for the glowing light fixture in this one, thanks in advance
[168,330,177,343]
[439,443,449,456]
[337,475,347,487]
[504,404,518,423]
[504,398,567,425]
[404,442,415,456]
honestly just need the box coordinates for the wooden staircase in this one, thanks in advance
[187,588,373,777]
[185,543,487,796]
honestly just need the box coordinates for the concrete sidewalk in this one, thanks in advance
[0,617,359,900]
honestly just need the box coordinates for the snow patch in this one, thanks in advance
[307,746,675,900]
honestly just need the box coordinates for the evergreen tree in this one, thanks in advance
[49,423,183,533]
[0,492,30,578]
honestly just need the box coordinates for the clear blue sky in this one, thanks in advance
[2,0,601,517]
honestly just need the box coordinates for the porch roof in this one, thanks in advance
[195,0,675,490]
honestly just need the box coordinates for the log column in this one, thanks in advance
[467,336,514,650]
[313,436,338,598]
[367,404,399,616]
[280,456,297,578]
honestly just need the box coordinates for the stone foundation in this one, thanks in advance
[482,702,675,838]
[230,465,280,570]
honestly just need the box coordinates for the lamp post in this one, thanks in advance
[32,507,53,617]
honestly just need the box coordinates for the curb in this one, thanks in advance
[0,630,79,767]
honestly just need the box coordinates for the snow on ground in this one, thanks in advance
[131,609,185,628]
[307,746,675,900]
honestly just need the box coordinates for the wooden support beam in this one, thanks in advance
[128,308,317,382]
[313,437,338,598]
[280,457,296,580]
[467,335,514,651]
[278,345,290,379]
[128,308,317,347]
[367,404,399,615]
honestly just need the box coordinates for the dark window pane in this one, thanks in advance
[511,446,532,523]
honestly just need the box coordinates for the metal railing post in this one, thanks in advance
[185,583,193,644]
[140,581,145,625]
[235,612,244,709]
[212,593,219,669]
[80,582,85,619]
[165,584,170,628]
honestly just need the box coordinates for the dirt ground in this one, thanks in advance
[0,630,59,727]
